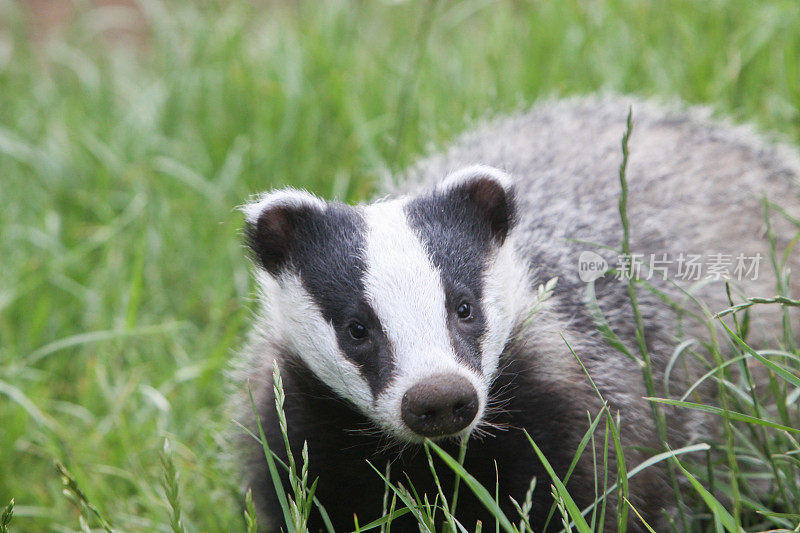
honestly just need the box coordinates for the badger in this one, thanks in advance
[233,95,800,532]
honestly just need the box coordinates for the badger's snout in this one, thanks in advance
[400,374,479,437]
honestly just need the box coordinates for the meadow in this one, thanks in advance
[1,0,800,531]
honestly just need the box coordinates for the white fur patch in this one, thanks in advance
[362,200,487,441]
[241,188,326,226]
[256,270,373,410]
[437,164,514,192]
[480,233,534,378]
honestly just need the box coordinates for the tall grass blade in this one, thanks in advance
[623,497,657,533]
[424,440,517,533]
[0,499,13,533]
[718,319,800,389]
[646,397,800,434]
[55,461,114,533]
[246,381,293,532]
[244,489,257,533]
[522,431,592,533]
[160,439,187,533]
[672,457,744,533]
[366,461,432,533]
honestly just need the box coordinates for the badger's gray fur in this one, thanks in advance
[233,95,800,532]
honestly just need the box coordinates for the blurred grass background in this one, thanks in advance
[1,0,799,530]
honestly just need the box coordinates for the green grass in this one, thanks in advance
[1,0,800,530]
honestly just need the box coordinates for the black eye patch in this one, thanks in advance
[281,204,396,396]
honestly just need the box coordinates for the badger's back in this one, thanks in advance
[405,95,800,323]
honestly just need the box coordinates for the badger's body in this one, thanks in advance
[234,96,800,532]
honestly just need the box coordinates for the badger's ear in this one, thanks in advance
[241,189,326,275]
[437,165,516,244]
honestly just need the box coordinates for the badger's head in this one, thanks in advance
[243,166,530,442]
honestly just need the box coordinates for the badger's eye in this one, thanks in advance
[456,302,473,320]
[347,321,369,340]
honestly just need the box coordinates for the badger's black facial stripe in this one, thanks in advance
[405,193,493,371]
[443,282,484,371]
[284,203,395,395]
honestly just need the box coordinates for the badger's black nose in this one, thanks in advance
[401,374,479,437]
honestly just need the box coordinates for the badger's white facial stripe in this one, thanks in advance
[362,200,487,439]
[259,271,374,410]
[363,201,456,375]
[480,234,535,377]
